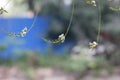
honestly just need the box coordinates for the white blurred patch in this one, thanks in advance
[0,0,7,7]
[63,0,72,6]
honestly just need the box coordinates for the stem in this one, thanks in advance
[65,0,74,37]
[27,12,38,33]
[97,0,101,43]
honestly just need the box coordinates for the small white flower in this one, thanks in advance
[92,0,96,6]
[89,41,98,49]
[22,27,27,32]
[21,27,27,37]
[93,41,98,45]
[59,34,65,43]
[86,0,96,7]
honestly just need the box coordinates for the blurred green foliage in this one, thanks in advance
[0,45,6,52]
[39,0,119,42]
[0,46,117,79]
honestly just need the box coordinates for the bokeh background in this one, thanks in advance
[0,0,120,80]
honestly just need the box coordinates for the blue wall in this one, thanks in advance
[0,16,52,58]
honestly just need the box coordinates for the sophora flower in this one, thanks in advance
[109,6,120,11]
[42,33,66,44]
[89,41,98,49]
[86,0,96,7]
[0,7,8,15]
[20,27,27,37]
[2,27,28,37]
[58,34,65,43]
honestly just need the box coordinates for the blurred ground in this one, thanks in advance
[0,66,120,80]
[0,66,75,80]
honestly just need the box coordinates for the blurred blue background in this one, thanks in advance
[0,17,51,58]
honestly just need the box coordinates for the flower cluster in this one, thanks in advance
[86,0,96,7]
[2,27,27,37]
[20,27,27,37]
[0,7,8,15]
[58,34,65,43]
[42,33,66,44]
[89,41,98,49]
[109,6,120,11]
